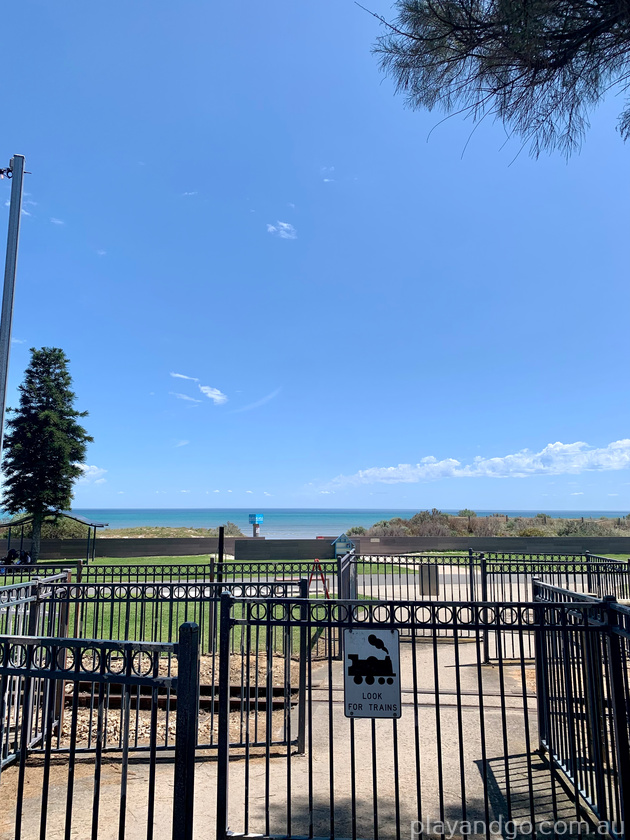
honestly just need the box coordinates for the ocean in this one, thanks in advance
[71,508,630,539]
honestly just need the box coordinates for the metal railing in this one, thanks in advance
[0,626,199,840]
[533,581,630,839]
[36,579,310,753]
[215,595,630,840]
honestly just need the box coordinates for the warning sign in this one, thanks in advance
[343,628,401,719]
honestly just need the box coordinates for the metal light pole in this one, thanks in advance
[0,154,25,455]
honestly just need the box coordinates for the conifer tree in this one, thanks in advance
[2,348,92,562]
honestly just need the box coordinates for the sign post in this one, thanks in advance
[343,628,401,719]
[248,513,263,538]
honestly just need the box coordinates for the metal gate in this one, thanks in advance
[0,626,199,840]
[215,594,630,840]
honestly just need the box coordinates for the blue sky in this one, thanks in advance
[1,0,629,512]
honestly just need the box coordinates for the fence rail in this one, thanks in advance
[0,626,199,840]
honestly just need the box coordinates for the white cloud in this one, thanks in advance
[330,440,630,487]
[94,478,106,485]
[323,178,335,183]
[608,493,619,497]
[213,490,220,493]
[227,490,232,493]
[170,391,201,403]
[570,492,584,496]
[96,250,107,256]
[21,208,31,217]
[246,490,253,494]
[320,490,335,494]
[264,491,272,496]
[266,221,297,240]
[180,490,190,493]
[11,338,25,344]
[117,491,124,495]
[182,191,198,196]
[199,384,227,405]
[175,440,189,448]
[50,218,64,225]
[77,464,107,484]
[288,202,296,209]
[170,372,199,382]
[231,387,281,414]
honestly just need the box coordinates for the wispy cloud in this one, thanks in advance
[570,492,584,496]
[170,392,202,403]
[199,385,228,405]
[330,440,630,487]
[182,191,198,196]
[213,490,220,493]
[96,249,107,256]
[50,217,64,225]
[608,493,619,497]
[246,490,253,494]
[264,491,272,497]
[11,338,25,345]
[231,387,281,414]
[320,490,335,495]
[321,166,336,183]
[175,440,190,448]
[170,372,199,382]
[266,221,297,240]
[78,464,107,484]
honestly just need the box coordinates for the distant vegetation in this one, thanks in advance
[0,517,245,540]
[347,510,630,538]
[100,522,245,539]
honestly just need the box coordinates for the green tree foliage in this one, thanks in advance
[346,526,367,536]
[458,509,477,518]
[372,0,630,156]
[2,348,93,562]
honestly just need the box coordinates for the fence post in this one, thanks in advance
[532,582,548,751]
[583,604,608,823]
[468,548,476,602]
[217,526,225,584]
[172,622,200,840]
[585,550,593,594]
[55,572,72,734]
[216,593,232,840]
[605,599,630,835]
[297,579,308,755]
[349,550,357,600]
[479,553,490,663]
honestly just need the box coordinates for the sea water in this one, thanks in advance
[70,508,630,539]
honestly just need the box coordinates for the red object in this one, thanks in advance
[308,558,330,599]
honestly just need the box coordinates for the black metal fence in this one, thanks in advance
[30,579,311,754]
[342,550,630,604]
[1,554,630,840]
[0,625,199,840]
[532,581,630,840]
[215,594,630,840]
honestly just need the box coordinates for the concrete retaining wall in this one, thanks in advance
[32,535,630,561]
[232,539,336,561]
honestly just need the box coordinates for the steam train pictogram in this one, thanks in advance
[347,653,396,685]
